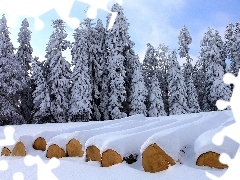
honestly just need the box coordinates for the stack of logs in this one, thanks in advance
[1,137,228,173]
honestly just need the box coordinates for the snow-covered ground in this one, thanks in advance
[0,110,236,180]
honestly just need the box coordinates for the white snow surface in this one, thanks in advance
[0,111,234,179]
[85,112,204,156]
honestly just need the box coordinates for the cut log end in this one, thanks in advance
[1,147,11,156]
[33,137,46,151]
[86,145,101,162]
[66,138,83,157]
[12,142,26,156]
[196,151,228,169]
[142,143,176,173]
[101,149,123,167]
[46,144,66,159]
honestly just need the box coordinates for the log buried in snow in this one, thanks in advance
[12,142,26,156]
[66,138,84,157]
[101,149,123,167]
[142,143,175,173]
[46,144,66,159]
[1,147,11,156]
[33,137,47,151]
[196,151,228,169]
[86,145,101,162]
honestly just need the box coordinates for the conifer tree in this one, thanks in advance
[183,63,201,113]
[32,57,51,123]
[225,21,240,76]
[89,19,104,120]
[105,4,132,119]
[168,51,190,115]
[124,48,141,115]
[142,43,158,91]
[16,18,34,123]
[142,43,158,112]
[148,73,166,117]
[129,60,147,116]
[155,44,171,115]
[198,28,231,111]
[44,19,71,123]
[178,25,200,113]
[69,23,92,122]
[0,14,26,125]
[95,20,109,120]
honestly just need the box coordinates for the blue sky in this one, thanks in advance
[1,0,240,65]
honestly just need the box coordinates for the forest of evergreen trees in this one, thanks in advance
[0,3,239,125]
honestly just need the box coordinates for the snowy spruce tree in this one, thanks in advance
[225,21,240,76]
[16,18,34,123]
[155,44,171,115]
[69,23,92,122]
[168,51,190,115]
[89,19,105,120]
[178,25,200,113]
[197,28,231,111]
[0,15,26,125]
[95,20,110,120]
[32,57,51,124]
[105,4,133,119]
[148,73,166,117]
[124,47,141,115]
[44,19,71,123]
[142,43,158,112]
[129,61,147,116]
[142,43,158,91]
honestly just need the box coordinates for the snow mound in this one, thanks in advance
[85,112,204,156]
[140,111,231,161]
[36,114,145,143]
[46,115,150,151]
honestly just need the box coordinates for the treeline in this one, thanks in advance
[0,4,238,125]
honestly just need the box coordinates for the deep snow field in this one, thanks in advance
[0,110,237,180]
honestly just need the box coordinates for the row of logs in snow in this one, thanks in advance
[1,112,234,172]
[1,137,229,172]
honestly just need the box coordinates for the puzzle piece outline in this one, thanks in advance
[207,70,240,180]
[24,155,60,180]
[0,126,25,180]
[0,0,123,30]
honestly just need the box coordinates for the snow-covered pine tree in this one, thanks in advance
[88,19,104,121]
[178,25,192,59]
[192,55,208,111]
[16,18,34,123]
[32,57,51,124]
[178,25,200,113]
[168,50,190,115]
[225,21,240,76]
[148,73,166,117]
[105,3,133,119]
[183,63,201,113]
[198,28,231,111]
[96,20,110,121]
[208,29,231,110]
[142,43,158,91]
[142,43,158,112]
[155,44,171,115]
[44,19,71,123]
[123,47,141,115]
[69,22,92,122]
[129,59,147,116]
[0,14,26,125]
